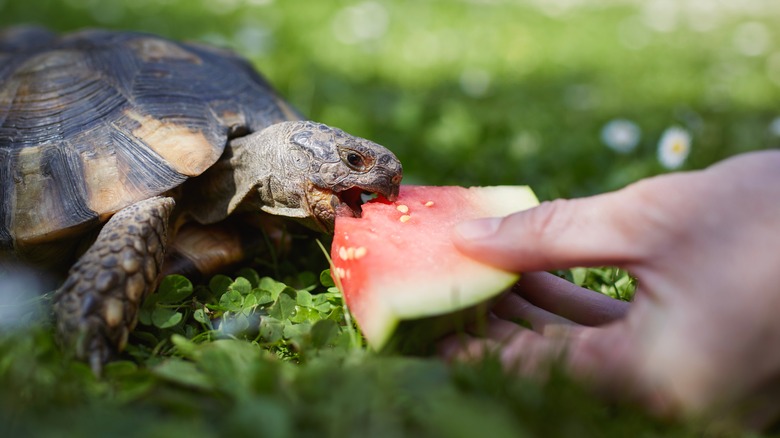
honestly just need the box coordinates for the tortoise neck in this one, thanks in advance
[181,123,306,224]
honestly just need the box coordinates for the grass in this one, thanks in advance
[2,0,780,436]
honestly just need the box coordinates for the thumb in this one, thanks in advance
[452,189,652,272]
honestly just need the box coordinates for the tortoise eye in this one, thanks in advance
[347,153,362,167]
[340,149,372,171]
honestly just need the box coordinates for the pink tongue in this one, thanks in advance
[336,187,367,217]
[335,202,357,218]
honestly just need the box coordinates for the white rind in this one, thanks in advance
[466,185,540,218]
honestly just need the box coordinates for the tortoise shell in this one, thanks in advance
[0,27,301,258]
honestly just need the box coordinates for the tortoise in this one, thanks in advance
[0,26,403,371]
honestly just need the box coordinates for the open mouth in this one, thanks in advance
[307,179,401,232]
[305,183,399,233]
[333,187,380,218]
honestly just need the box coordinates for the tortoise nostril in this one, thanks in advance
[392,174,402,185]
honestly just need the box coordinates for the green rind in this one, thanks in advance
[366,269,520,351]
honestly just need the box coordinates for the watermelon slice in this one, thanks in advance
[331,185,539,350]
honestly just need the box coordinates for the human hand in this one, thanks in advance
[441,150,780,427]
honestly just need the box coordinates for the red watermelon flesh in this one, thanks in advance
[331,185,539,350]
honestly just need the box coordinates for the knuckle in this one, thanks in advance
[522,198,572,239]
[621,175,667,206]
[614,176,694,261]
[623,177,683,227]
[499,198,574,269]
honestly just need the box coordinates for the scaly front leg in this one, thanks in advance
[53,196,174,374]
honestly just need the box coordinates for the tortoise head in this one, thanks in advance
[234,121,402,232]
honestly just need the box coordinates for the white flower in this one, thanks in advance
[657,126,691,169]
[601,119,641,153]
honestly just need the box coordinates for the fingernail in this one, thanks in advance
[454,217,501,240]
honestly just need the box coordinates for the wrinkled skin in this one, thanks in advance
[441,151,780,429]
[184,121,402,231]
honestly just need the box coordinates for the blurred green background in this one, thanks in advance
[3,0,778,200]
[2,1,780,436]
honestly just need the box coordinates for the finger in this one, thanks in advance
[452,182,663,272]
[437,332,500,363]
[558,325,668,410]
[496,328,569,376]
[441,319,669,416]
[438,325,554,377]
[451,325,569,377]
[484,323,646,401]
[490,293,577,334]
[469,315,539,341]
[514,272,630,325]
